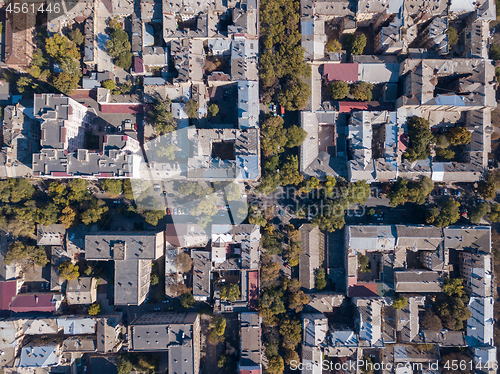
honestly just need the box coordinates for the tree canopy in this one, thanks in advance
[350,82,374,101]
[261,116,288,157]
[184,99,198,119]
[5,242,48,267]
[180,292,195,308]
[107,19,133,69]
[148,99,177,134]
[426,198,460,227]
[446,27,459,46]
[315,268,327,290]
[392,295,408,310]
[388,177,433,207]
[404,116,434,162]
[58,261,80,280]
[328,80,350,100]
[220,283,240,302]
[468,202,490,224]
[326,39,342,52]
[88,302,101,316]
[448,127,471,146]
[101,179,123,197]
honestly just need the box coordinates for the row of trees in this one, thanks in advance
[260,0,311,110]
[388,177,434,207]
[107,18,133,70]
[310,179,370,232]
[326,34,367,55]
[328,80,374,101]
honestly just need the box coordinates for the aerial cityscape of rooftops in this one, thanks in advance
[2,0,500,373]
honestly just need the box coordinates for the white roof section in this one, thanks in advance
[467,297,494,346]
[57,317,96,335]
[19,345,59,367]
[347,226,396,251]
[237,81,259,129]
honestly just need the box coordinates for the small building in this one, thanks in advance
[192,251,211,301]
[9,293,64,313]
[322,63,358,83]
[37,224,66,247]
[66,278,98,305]
[299,224,322,291]
[128,312,200,374]
[238,313,261,374]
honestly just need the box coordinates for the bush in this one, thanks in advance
[350,81,374,101]
[446,27,459,46]
[102,79,116,91]
[150,273,159,286]
[184,99,198,119]
[180,292,195,308]
[88,303,101,315]
[490,44,500,60]
[392,295,408,310]
[58,261,79,280]
[326,39,342,52]
[328,80,350,100]
[315,268,327,290]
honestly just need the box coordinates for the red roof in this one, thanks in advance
[337,101,369,113]
[70,89,92,99]
[348,283,379,298]
[323,63,358,83]
[10,294,56,313]
[99,104,144,114]
[248,270,259,310]
[0,281,18,317]
[398,133,409,152]
[240,370,261,374]
[134,56,144,74]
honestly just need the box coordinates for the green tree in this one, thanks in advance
[351,34,367,55]
[101,179,123,197]
[17,77,32,94]
[180,292,195,308]
[208,103,219,117]
[489,44,500,60]
[37,203,60,226]
[436,148,455,160]
[404,116,434,161]
[45,34,80,62]
[150,273,159,286]
[359,254,370,273]
[88,302,101,316]
[392,295,408,310]
[261,116,288,157]
[468,202,490,224]
[350,81,374,101]
[286,125,307,148]
[326,39,342,52]
[81,200,109,225]
[107,19,133,69]
[68,179,89,202]
[261,259,281,284]
[388,177,433,207]
[184,99,198,119]
[448,126,471,146]
[217,354,227,368]
[58,261,79,280]
[267,356,284,374]
[5,242,48,267]
[315,268,327,290]
[487,203,500,222]
[279,77,311,111]
[426,198,460,227]
[446,26,459,46]
[148,99,176,134]
[248,207,267,226]
[279,317,302,349]
[195,195,217,217]
[225,183,241,201]
[141,210,166,226]
[442,278,465,298]
[284,349,300,366]
[214,317,226,336]
[360,356,374,374]
[280,155,303,186]
[60,206,78,229]
[288,291,309,313]
[53,73,80,95]
[420,311,443,331]
[435,134,450,148]
[102,79,116,91]
[328,80,350,100]
[117,357,133,374]
[69,28,84,46]
[220,283,240,302]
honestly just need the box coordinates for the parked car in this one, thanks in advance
[117,125,123,132]
[161,191,167,196]
[443,188,448,196]
[153,184,161,191]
